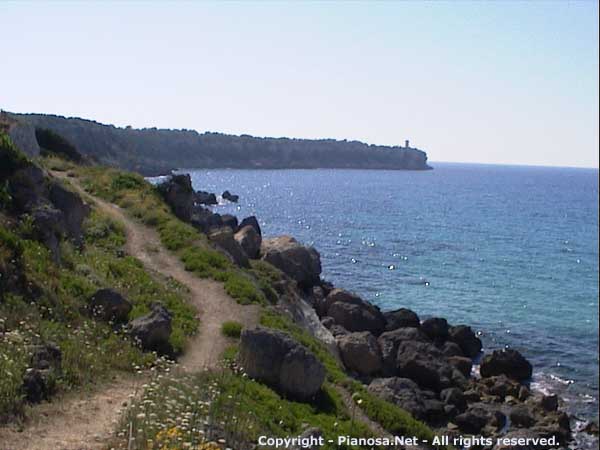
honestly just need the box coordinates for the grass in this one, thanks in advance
[112,362,375,450]
[70,164,267,307]
[259,308,445,448]
[221,321,243,338]
[35,155,444,446]
[0,204,197,422]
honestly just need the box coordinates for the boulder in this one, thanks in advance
[238,216,261,236]
[480,349,533,381]
[395,340,445,391]
[368,377,445,423]
[509,405,535,428]
[48,181,90,245]
[89,288,132,323]
[321,317,349,337]
[377,327,429,376]
[480,374,521,400]
[156,174,194,222]
[129,304,173,355]
[234,225,262,259]
[441,341,464,357]
[239,327,325,400]
[440,387,467,411]
[448,325,482,358]
[191,208,223,233]
[421,317,449,342]
[209,228,250,268]
[222,190,239,202]
[261,236,321,288]
[337,331,382,375]
[194,190,217,205]
[453,406,493,434]
[383,308,420,331]
[368,377,428,420]
[221,214,239,231]
[324,289,385,335]
[22,343,62,403]
[447,356,473,377]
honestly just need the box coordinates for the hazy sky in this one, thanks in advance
[1,1,598,167]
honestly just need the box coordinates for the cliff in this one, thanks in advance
[5,112,432,175]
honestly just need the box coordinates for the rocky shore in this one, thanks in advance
[154,173,579,449]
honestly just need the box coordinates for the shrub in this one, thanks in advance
[0,132,29,180]
[221,320,243,338]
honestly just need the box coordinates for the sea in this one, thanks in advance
[180,163,598,443]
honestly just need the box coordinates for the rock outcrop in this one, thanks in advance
[234,225,262,259]
[260,236,321,288]
[337,331,382,375]
[480,349,533,381]
[129,304,173,355]
[89,288,132,323]
[323,289,385,335]
[156,174,194,222]
[239,327,325,400]
[208,228,250,268]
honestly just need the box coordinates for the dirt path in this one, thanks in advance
[0,172,260,450]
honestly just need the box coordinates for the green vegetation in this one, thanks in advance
[0,205,196,422]
[259,309,442,447]
[113,365,374,450]
[73,165,267,306]
[221,320,243,338]
[0,132,29,180]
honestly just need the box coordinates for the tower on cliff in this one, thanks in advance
[405,139,410,148]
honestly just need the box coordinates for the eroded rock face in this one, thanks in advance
[89,288,132,323]
[239,327,325,400]
[8,165,47,211]
[31,205,65,261]
[157,174,194,222]
[480,349,533,381]
[337,331,382,375]
[208,228,250,268]
[234,225,262,259]
[48,181,90,245]
[129,304,173,355]
[260,236,321,288]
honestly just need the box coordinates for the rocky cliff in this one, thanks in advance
[6,112,432,175]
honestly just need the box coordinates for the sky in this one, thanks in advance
[1,1,598,168]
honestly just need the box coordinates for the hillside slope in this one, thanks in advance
[5,112,431,175]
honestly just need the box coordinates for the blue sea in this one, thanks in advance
[184,164,598,428]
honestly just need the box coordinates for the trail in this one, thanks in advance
[0,172,260,450]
